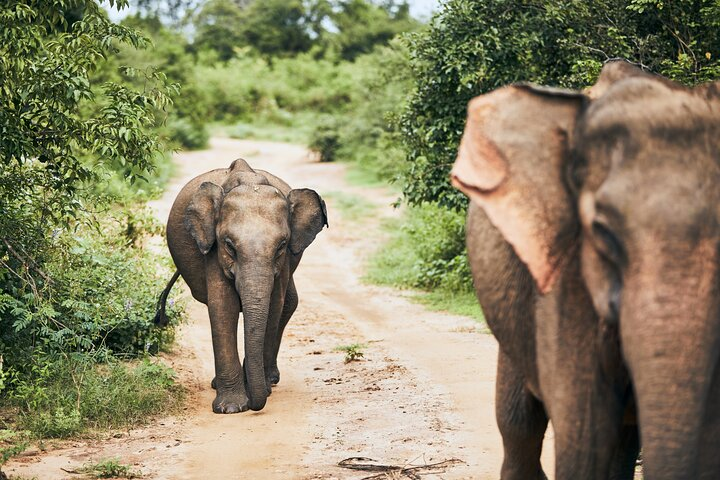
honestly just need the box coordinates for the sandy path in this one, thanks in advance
[5,138,553,479]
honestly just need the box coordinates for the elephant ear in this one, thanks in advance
[184,182,224,255]
[288,189,328,255]
[451,84,586,294]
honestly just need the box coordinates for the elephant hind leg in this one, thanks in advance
[496,351,548,480]
[608,423,640,480]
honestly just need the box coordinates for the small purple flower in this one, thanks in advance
[168,298,175,308]
[124,299,133,311]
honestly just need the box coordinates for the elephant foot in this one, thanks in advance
[264,366,279,397]
[212,389,249,414]
[266,366,280,386]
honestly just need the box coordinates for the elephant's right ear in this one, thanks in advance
[184,182,224,255]
[451,84,586,294]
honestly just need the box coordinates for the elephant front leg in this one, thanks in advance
[496,351,548,480]
[264,279,298,389]
[207,278,248,414]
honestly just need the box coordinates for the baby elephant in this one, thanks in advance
[155,159,327,413]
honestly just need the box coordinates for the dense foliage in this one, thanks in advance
[191,0,418,61]
[399,0,720,210]
[0,0,183,445]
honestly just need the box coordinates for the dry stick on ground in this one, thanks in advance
[338,457,465,479]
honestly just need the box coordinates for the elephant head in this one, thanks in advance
[184,175,327,411]
[452,61,720,477]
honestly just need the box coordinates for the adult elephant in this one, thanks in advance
[452,60,720,479]
[155,158,327,413]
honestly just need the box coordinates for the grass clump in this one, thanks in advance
[16,359,183,439]
[335,344,367,363]
[80,458,141,478]
[322,192,376,223]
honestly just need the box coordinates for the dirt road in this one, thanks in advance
[6,138,554,479]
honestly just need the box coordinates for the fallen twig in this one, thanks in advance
[60,467,82,474]
[338,457,465,479]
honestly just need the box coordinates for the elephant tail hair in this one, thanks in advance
[154,270,181,327]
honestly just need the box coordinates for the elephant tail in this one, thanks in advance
[153,270,181,327]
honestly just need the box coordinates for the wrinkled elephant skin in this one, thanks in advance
[453,61,720,479]
[156,159,327,413]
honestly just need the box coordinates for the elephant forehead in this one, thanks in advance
[222,185,288,214]
[581,76,718,146]
[222,172,269,192]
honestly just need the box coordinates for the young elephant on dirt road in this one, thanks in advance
[452,60,720,479]
[155,159,328,413]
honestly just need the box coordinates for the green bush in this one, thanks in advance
[329,42,412,183]
[0,224,183,378]
[399,0,720,210]
[0,2,189,451]
[366,202,471,292]
[309,117,341,162]
[16,359,183,438]
[115,15,211,152]
[165,116,210,150]
[365,203,483,321]
[192,52,359,124]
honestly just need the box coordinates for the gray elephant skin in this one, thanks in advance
[452,60,720,479]
[155,158,327,414]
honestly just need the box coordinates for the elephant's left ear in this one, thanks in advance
[288,189,328,255]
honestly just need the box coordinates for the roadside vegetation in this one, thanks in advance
[78,458,142,478]
[2,0,719,470]
[0,0,185,468]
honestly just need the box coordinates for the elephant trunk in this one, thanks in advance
[621,255,720,478]
[236,267,274,412]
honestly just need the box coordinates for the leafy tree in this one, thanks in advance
[1,0,174,223]
[135,0,201,23]
[399,0,720,210]
[238,0,314,58]
[0,0,179,397]
[399,0,574,210]
[191,0,247,61]
[192,0,314,60]
[328,0,418,61]
[189,0,419,61]
[119,14,210,148]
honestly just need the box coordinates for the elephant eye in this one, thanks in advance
[276,240,287,255]
[224,238,236,257]
[591,221,625,267]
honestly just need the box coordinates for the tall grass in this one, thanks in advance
[365,204,484,323]
[16,360,184,439]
